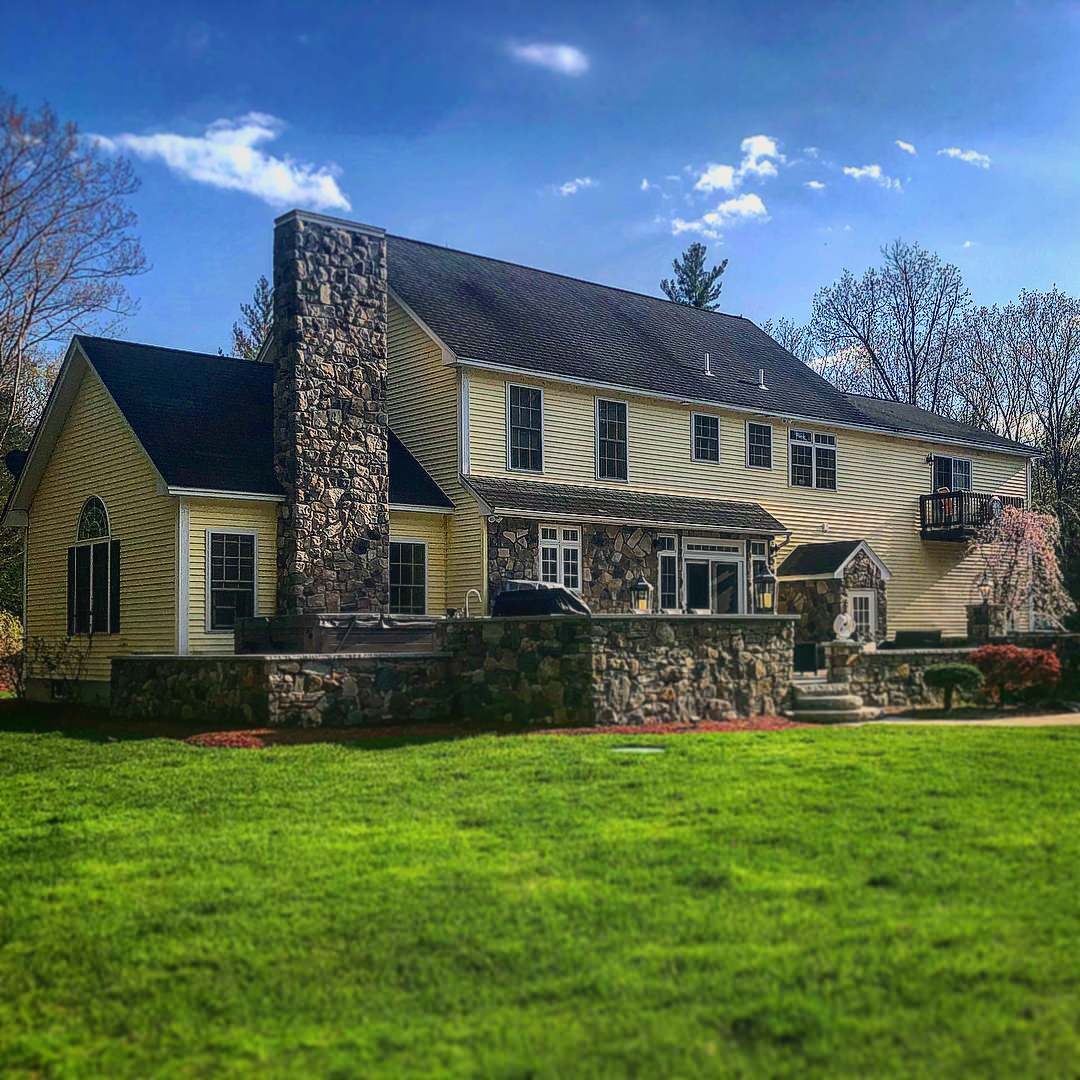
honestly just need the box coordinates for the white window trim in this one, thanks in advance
[204,528,259,634]
[787,427,838,491]
[538,524,582,591]
[657,533,680,611]
[930,454,974,492]
[506,381,545,474]
[745,420,773,470]
[848,588,878,639]
[459,370,472,476]
[389,537,429,616]
[595,397,630,483]
[682,538,746,614]
[690,412,722,464]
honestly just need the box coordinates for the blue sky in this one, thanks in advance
[4,0,1080,354]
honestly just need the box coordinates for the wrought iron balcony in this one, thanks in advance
[919,492,1025,541]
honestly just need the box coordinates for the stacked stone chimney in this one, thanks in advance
[270,210,389,614]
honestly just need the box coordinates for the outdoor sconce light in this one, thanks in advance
[976,570,993,605]
[753,565,777,613]
[631,575,653,613]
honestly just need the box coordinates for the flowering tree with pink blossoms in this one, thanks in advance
[975,506,1076,627]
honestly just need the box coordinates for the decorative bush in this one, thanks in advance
[924,663,984,711]
[971,645,1061,705]
[0,611,23,694]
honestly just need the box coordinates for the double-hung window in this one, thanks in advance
[207,531,257,631]
[67,496,120,636]
[933,455,972,491]
[789,429,838,490]
[390,541,427,614]
[657,535,678,610]
[691,413,720,463]
[507,384,543,472]
[596,399,628,481]
[747,422,772,469]
[539,526,581,590]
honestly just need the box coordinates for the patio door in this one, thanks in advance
[684,556,744,614]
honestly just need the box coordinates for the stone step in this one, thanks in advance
[791,693,863,711]
[791,681,853,697]
[787,706,878,725]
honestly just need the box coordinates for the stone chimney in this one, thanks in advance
[271,210,389,614]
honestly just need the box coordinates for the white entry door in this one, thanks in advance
[849,589,877,640]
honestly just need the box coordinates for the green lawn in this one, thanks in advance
[2,722,1080,1078]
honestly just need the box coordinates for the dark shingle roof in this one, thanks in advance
[463,475,787,533]
[777,540,864,578]
[386,235,1038,456]
[843,393,1036,454]
[74,336,451,509]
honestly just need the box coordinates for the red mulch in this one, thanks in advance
[183,715,799,749]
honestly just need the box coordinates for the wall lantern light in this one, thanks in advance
[976,569,993,605]
[753,565,777,612]
[631,575,653,613]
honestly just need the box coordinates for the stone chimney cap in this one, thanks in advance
[274,208,386,238]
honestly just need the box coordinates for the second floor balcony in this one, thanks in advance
[919,492,1025,541]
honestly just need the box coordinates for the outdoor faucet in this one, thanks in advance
[465,588,482,618]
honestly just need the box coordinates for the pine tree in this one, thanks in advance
[228,275,273,360]
[660,243,729,310]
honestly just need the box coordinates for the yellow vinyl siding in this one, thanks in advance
[25,367,177,682]
[467,369,1030,637]
[387,297,484,607]
[187,499,278,654]
[390,510,448,615]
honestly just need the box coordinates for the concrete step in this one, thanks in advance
[786,706,880,725]
[791,681,853,697]
[792,693,863,711]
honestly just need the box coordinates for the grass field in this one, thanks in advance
[2,722,1080,1078]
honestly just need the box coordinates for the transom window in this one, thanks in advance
[747,422,772,469]
[657,535,678,610]
[539,525,581,590]
[691,413,720,463]
[933,455,972,492]
[390,541,427,615]
[789,429,837,490]
[596,399,628,481]
[507,384,543,472]
[208,531,256,631]
[67,497,119,636]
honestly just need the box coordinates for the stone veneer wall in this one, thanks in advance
[112,615,796,728]
[779,550,888,645]
[271,210,390,615]
[825,641,978,709]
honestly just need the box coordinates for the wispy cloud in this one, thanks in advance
[555,176,596,196]
[895,139,917,155]
[508,42,589,76]
[91,113,350,211]
[805,180,826,191]
[842,163,902,191]
[693,134,785,192]
[672,193,769,239]
[803,146,820,158]
[962,239,976,248]
[938,146,991,169]
[640,177,651,192]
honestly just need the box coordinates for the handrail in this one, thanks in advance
[919,491,1025,534]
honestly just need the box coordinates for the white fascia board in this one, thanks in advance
[166,487,285,502]
[388,286,459,367]
[390,502,453,514]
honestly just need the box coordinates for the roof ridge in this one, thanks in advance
[76,334,261,368]
[388,233,749,323]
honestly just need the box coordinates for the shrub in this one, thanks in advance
[0,611,23,695]
[923,663,984,711]
[971,645,1061,706]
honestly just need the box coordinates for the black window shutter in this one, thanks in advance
[74,545,91,635]
[109,539,121,633]
[67,547,76,637]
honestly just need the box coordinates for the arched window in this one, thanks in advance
[76,496,110,541]
[68,497,119,636]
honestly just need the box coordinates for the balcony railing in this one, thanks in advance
[919,492,1025,541]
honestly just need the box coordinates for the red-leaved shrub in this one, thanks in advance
[971,644,1061,705]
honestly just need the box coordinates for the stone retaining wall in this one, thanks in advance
[112,614,796,728]
[829,644,978,709]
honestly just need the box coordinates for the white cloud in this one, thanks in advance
[842,163,902,191]
[694,162,737,193]
[962,239,976,248]
[803,146,820,158]
[508,42,589,76]
[938,146,991,169]
[895,139,917,155]
[91,113,350,211]
[672,192,769,239]
[640,177,651,192]
[555,176,596,196]
[692,133,785,193]
[805,179,826,190]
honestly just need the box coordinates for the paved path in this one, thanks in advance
[857,713,1080,728]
